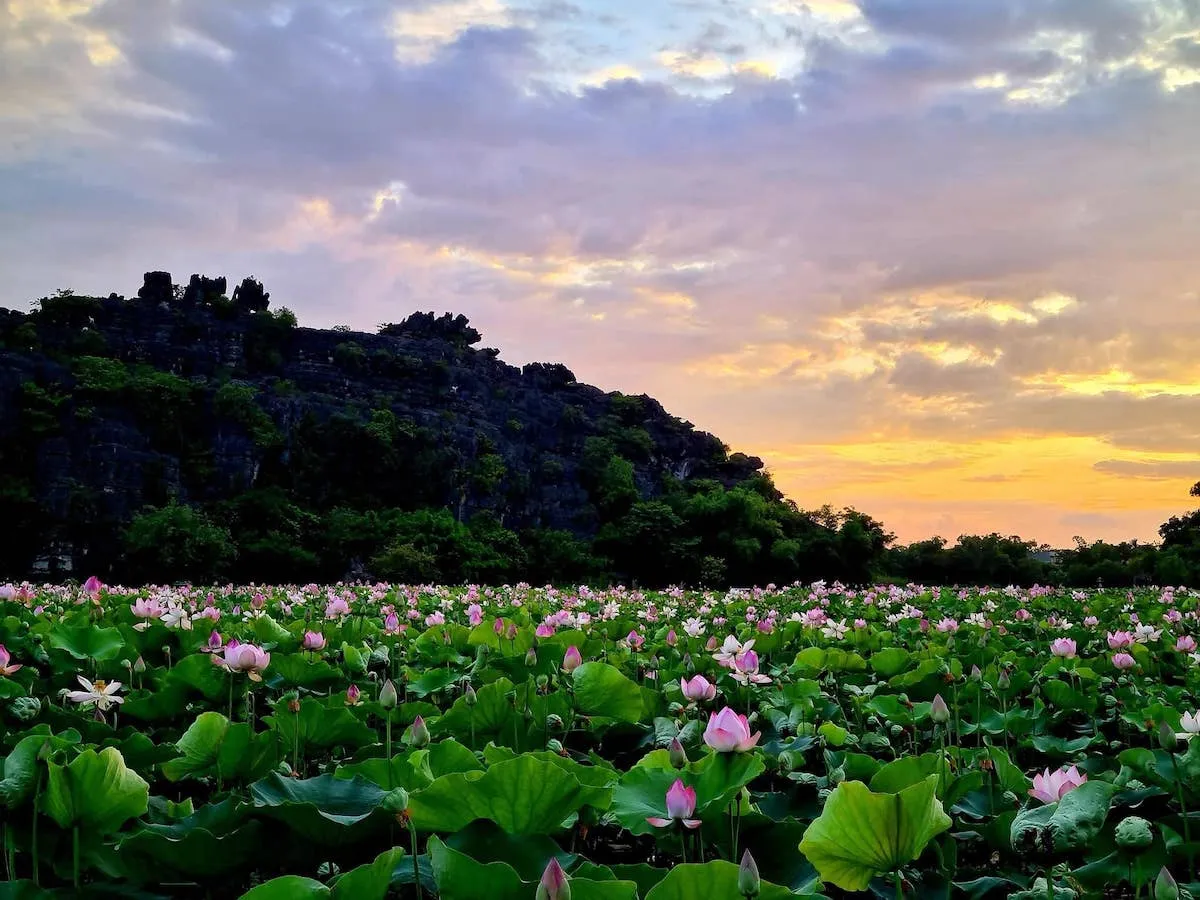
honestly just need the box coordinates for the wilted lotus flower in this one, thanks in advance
[562,646,583,673]
[703,707,761,753]
[0,645,22,676]
[1050,638,1076,659]
[535,858,570,900]
[214,642,271,681]
[1111,652,1135,670]
[1029,765,1087,803]
[302,631,326,651]
[646,779,701,829]
[680,674,716,702]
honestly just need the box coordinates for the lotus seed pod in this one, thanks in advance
[547,738,565,755]
[546,713,564,731]
[777,751,797,773]
[828,766,845,785]
[817,787,833,802]
[8,696,40,722]
[381,787,410,814]
[890,724,904,737]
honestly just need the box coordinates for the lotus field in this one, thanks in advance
[1,580,1199,898]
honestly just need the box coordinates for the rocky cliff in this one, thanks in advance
[0,272,770,579]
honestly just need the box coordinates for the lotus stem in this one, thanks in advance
[72,824,80,889]
[1169,754,1195,881]
[409,818,423,900]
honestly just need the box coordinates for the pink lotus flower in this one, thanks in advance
[666,629,678,647]
[1029,765,1087,803]
[538,858,570,900]
[0,645,21,676]
[1083,615,1099,627]
[213,642,271,681]
[467,603,483,626]
[936,618,958,633]
[680,674,716,702]
[130,598,164,621]
[562,646,583,673]
[345,684,362,706]
[703,707,761,752]
[536,622,556,638]
[204,631,223,652]
[732,650,771,686]
[302,631,326,651]
[1107,631,1134,650]
[647,778,701,829]
[626,630,645,650]
[1111,652,1135,670]
[1177,635,1196,652]
[1050,638,1076,659]
[1014,609,1031,622]
[325,597,351,619]
[493,617,505,635]
[82,576,102,596]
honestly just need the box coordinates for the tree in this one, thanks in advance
[121,503,236,583]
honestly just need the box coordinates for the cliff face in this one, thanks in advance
[0,272,767,577]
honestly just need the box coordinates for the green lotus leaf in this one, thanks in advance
[871,648,912,677]
[642,861,799,900]
[263,697,377,749]
[44,747,150,834]
[1010,781,1116,855]
[429,837,635,900]
[48,624,125,661]
[249,773,389,845]
[799,775,951,891]
[238,875,328,899]
[572,663,644,723]
[329,847,406,899]
[117,798,263,880]
[408,754,609,833]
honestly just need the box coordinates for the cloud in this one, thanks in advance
[1094,459,1200,480]
[1,0,1199,544]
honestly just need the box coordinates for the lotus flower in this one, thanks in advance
[731,650,771,685]
[626,630,645,650]
[345,684,362,706]
[680,674,717,702]
[1177,710,1200,741]
[738,850,761,898]
[647,779,701,829]
[1107,631,1134,650]
[82,576,102,596]
[379,679,398,709]
[536,858,570,900]
[1111,652,1135,670]
[408,715,430,748]
[930,694,950,724]
[1050,638,1076,659]
[704,706,761,752]
[214,642,271,681]
[1029,765,1087,803]
[562,646,583,673]
[302,631,326,651]
[64,675,124,712]
[0,645,22,676]
[1177,635,1196,652]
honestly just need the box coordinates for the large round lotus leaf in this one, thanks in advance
[642,861,799,900]
[44,747,150,835]
[408,754,609,834]
[799,775,951,891]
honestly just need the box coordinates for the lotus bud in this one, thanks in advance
[525,647,538,667]
[930,694,950,724]
[506,623,519,641]
[683,653,694,673]
[1155,866,1179,900]
[666,629,678,648]
[408,715,430,748]
[1115,816,1154,849]
[997,670,1010,690]
[1159,721,1178,751]
[668,737,688,768]
[133,655,146,674]
[122,658,132,671]
[379,679,398,709]
[464,684,477,706]
[535,858,570,900]
[381,787,410,815]
[970,665,982,682]
[562,646,583,673]
[738,850,761,898]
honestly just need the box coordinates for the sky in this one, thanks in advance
[3,0,1200,547]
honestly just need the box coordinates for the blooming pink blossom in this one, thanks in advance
[1111,652,1135,670]
[703,707,761,752]
[647,779,701,829]
[0,645,21,676]
[1050,638,1077,659]
[680,675,717,702]
[1029,766,1087,803]
[536,622,556,638]
[732,650,771,686]
[213,642,271,681]
[1083,615,1099,627]
[1177,635,1197,652]
[467,603,483,626]
[1107,631,1134,650]
[626,630,645,650]
[302,631,326,651]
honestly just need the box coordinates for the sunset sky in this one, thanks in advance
[3,0,1200,547]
